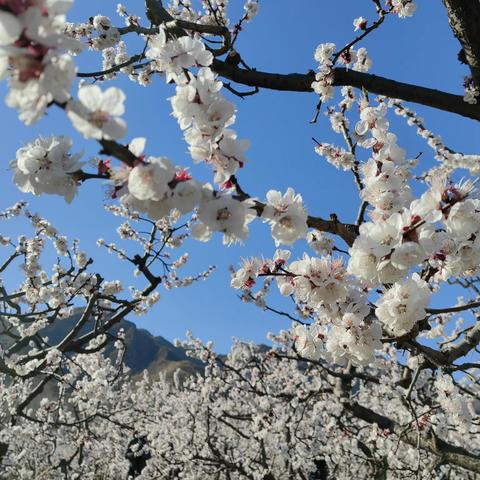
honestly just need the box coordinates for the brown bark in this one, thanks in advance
[212,60,480,121]
[443,0,480,88]
[141,0,480,122]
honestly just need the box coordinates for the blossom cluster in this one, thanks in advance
[349,115,480,290]
[3,333,477,479]
[231,249,382,365]
[10,135,83,202]
[171,67,250,186]
[392,0,417,18]
[311,42,372,102]
[110,137,256,245]
[0,0,80,124]
[392,99,480,174]
[314,142,356,171]
[435,374,473,434]
[66,84,127,140]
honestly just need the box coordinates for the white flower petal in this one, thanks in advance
[100,87,125,116]
[78,85,103,112]
[0,11,22,46]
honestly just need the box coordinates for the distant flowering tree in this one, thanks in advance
[1,0,480,478]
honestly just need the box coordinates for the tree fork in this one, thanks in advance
[143,0,480,121]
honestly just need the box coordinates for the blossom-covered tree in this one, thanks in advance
[2,0,480,478]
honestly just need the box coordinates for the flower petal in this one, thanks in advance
[78,85,103,112]
[100,87,125,116]
[0,11,22,46]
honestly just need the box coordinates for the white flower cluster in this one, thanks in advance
[314,142,355,171]
[311,42,372,101]
[170,67,249,186]
[232,250,382,365]
[244,0,259,21]
[101,40,131,80]
[146,28,213,83]
[349,175,480,287]
[262,188,308,246]
[338,46,372,73]
[353,16,368,31]
[356,99,413,221]
[66,9,156,86]
[435,374,473,434]
[311,42,336,101]
[307,231,334,255]
[348,212,428,286]
[146,30,252,186]
[375,273,430,336]
[125,154,175,208]
[67,84,127,140]
[392,99,480,175]
[0,0,81,124]
[107,138,256,244]
[464,80,480,105]
[392,0,416,18]
[192,188,256,245]
[282,254,348,307]
[91,15,120,50]
[65,14,120,51]
[10,136,83,203]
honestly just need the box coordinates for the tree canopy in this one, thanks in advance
[1,0,480,478]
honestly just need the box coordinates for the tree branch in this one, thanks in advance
[443,0,480,88]
[211,60,480,121]
[427,301,480,315]
[103,1,480,122]
[443,315,480,364]
[346,401,480,474]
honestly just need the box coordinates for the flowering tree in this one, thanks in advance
[2,0,480,478]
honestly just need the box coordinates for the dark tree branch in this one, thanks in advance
[443,0,480,88]
[229,175,358,245]
[145,0,184,37]
[347,401,480,474]
[99,139,139,168]
[78,1,480,122]
[77,54,144,79]
[211,60,480,121]
[427,301,480,315]
[443,315,480,364]
[223,82,259,99]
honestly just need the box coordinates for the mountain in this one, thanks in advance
[1,311,204,381]
[110,318,205,380]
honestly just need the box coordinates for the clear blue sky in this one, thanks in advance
[1,1,479,352]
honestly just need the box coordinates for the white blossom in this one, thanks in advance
[375,273,430,336]
[262,188,308,246]
[193,192,255,245]
[67,85,127,140]
[10,136,83,203]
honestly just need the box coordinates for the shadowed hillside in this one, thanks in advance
[1,310,204,381]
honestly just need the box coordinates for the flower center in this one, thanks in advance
[396,304,407,315]
[11,56,45,82]
[279,216,293,228]
[89,110,110,127]
[216,207,231,222]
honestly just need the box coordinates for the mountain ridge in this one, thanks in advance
[0,311,205,380]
